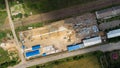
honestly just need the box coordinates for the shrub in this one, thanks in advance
[73,55,84,60]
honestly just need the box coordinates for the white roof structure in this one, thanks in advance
[107,29,120,39]
[83,36,102,47]
[42,45,55,52]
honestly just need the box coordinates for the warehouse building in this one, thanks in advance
[83,36,102,47]
[25,50,40,59]
[24,45,41,59]
[107,29,120,39]
[32,44,41,50]
[96,8,114,19]
[67,43,84,51]
[96,6,120,19]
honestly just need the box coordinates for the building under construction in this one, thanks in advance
[19,13,101,59]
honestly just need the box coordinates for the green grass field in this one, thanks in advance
[0,0,7,27]
[28,51,102,68]
[0,31,7,42]
[15,22,43,32]
[0,11,7,27]
[0,48,10,64]
[0,47,20,68]
[23,0,96,14]
[52,56,100,68]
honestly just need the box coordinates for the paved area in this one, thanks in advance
[13,41,120,68]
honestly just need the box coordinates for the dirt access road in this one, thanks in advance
[5,0,25,62]
[2,0,120,30]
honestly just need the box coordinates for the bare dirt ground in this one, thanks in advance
[1,40,16,51]
[20,13,99,53]
[21,21,76,51]
[2,0,120,30]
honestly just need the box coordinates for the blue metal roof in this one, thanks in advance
[32,44,41,50]
[22,45,25,49]
[67,44,84,51]
[42,53,47,56]
[25,50,40,57]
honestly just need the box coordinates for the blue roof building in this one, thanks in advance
[21,45,25,49]
[25,50,40,58]
[32,44,41,50]
[67,43,84,51]
[42,53,47,56]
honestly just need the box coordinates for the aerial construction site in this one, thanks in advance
[19,13,100,59]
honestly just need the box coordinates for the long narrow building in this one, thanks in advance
[83,36,102,47]
[107,29,120,39]
[96,6,120,19]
